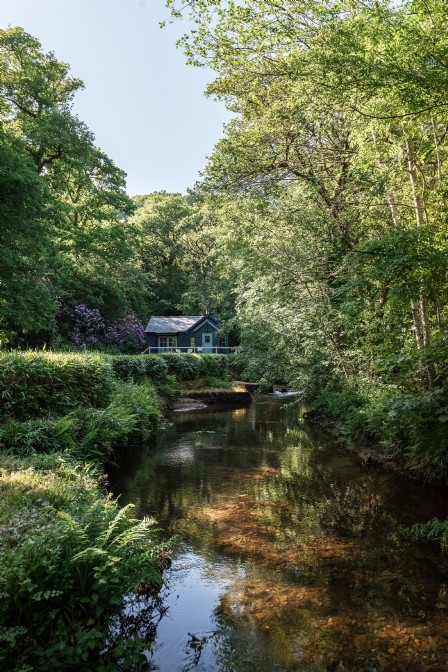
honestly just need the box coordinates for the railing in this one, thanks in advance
[141,346,236,355]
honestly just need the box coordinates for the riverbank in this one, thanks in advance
[108,396,448,672]
[303,406,448,487]
[0,350,231,671]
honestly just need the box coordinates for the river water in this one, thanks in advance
[110,396,448,671]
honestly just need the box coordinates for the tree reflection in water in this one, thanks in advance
[109,398,448,672]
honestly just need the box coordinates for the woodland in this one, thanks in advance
[3,1,448,473]
[2,2,448,668]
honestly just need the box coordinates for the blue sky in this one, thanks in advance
[1,0,231,195]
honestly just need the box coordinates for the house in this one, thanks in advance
[143,315,230,353]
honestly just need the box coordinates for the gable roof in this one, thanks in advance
[144,315,218,334]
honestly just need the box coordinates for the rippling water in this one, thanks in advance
[109,396,448,671]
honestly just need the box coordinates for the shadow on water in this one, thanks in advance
[108,396,448,672]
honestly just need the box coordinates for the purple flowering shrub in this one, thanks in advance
[69,304,106,347]
[106,314,145,353]
[61,304,144,353]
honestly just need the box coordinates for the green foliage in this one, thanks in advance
[0,27,137,344]
[130,192,192,315]
[368,387,448,474]
[0,458,164,671]
[158,353,203,380]
[110,355,174,384]
[154,374,178,401]
[0,381,161,461]
[165,0,448,477]
[0,416,76,456]
[0,352,115,420]
[0,128,60,341]
[313,384,370,440]
[202,376,232,389]
[199,354,229,379]
[141,355,170,380]
[109,355,148,382]
[110,381,161,444]
[156,353,229,381]
[408,518,448,552]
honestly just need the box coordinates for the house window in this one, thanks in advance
[158,336,177,350]
[220,335,227,347]
[190,337,195,347]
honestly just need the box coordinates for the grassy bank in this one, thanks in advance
[0,350,229,671]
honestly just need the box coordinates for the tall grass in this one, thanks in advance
[0,381,162,460]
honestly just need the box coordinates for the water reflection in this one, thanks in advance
[109,398,448,671]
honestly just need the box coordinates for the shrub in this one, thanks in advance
[0,382,161,460]
[0,352,115,420]
[368,387,448,474]
[66,303,106,347]
[111,381,161,444]
[70,403,138,460]
[202,376,232,389]
[110,355,148,382]
[199,354,229,379]
[0,458,164,671]
[155,374,178,401]
[142,355,169,381]
[0,416,76,455]
[408,517,448,551]
[158,353,203,380]
[105,313,145,353]
[226,352,245,379]
[155,353,230,381]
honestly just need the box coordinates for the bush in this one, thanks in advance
[110,355,148,382]
[156,353,230,381]
[111,381,161,444]
[0,416,76,455]
[0,457,164,671]
[313,383,368,439]
[141,355,169,381]
[199,354,229,379]
[368,387,448,474]
[0,382,161,461]
[408,517,448,551]
[202,376,232,389]
[151,374,177,402]
[158,353,203,380]
[0,352,115,420]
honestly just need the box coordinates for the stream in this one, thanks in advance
[109,396,448,671]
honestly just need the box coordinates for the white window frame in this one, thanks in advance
[158,335,177,351]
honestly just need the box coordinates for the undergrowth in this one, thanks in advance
[0,457,166,671]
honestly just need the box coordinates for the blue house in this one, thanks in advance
[144,315,230,353]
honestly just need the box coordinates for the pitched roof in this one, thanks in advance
[144,315,208,334]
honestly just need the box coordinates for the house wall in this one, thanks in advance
[145,322,228,351]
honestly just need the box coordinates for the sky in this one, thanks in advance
[1,0,231,195]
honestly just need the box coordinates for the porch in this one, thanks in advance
[141,346,235,355]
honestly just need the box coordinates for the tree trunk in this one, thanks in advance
[405,140,434,388]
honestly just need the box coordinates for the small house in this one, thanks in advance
[144,315,230,353]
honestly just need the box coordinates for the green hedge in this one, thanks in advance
[199,354,229,379]
[110,354,168,382]
[0,352,115,420]
[142,355,170,380]
[157,353,229,380]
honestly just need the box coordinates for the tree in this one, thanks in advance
[0,27,138,342]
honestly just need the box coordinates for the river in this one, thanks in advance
[109,396,448,671]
